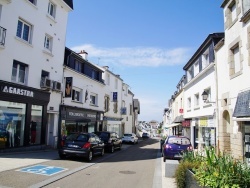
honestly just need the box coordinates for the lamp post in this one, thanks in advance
[202,90,208,102]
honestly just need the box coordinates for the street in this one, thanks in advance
[0,138,177,188]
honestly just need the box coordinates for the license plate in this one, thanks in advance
[68,144,78,148]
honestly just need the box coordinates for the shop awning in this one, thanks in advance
[166,123,180,128]
[233,90,250,117]
[173,115,184,123]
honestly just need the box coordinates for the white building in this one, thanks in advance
[121,83,134,134]
[58,47,105,142]
[183,33,224,150]
[0,0,73,150]
[102,66,124,137]
[216,0,250,163]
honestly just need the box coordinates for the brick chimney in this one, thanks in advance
[78,50,88,60]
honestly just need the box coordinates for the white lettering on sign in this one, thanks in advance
[68,112,85,117]
[87,114,96,118]
[2,86,34,97]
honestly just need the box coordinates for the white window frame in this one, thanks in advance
[230,2,237,21]
[202,49,209,69]
[11,61,28,84]
[194,93,199,106]
[48,1,56,19]
[72,88,82,102]
[187,97,191,109]
[44,34,53,52]
[16,18,32,43]
[233,45,240,73]
[90,93,98,105]
[194,61,199,77]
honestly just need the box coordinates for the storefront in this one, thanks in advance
[182,119,191,139]
[195,116,216,150]
[0,80,50,150]
[233,90,250,165]
[58,105,103,142]
[103,116,123,137]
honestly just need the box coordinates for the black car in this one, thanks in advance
[95,131,122,153]
[58,132,105,162]
[142,132,150,139]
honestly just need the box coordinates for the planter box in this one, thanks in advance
[185,169,205,188]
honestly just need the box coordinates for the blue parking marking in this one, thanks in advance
[16,165,68,176]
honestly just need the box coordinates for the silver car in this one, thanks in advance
[122,133,138,144]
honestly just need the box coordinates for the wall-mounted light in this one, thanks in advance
[201,90,215,103]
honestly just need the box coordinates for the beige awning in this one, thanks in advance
[166,123,180,128]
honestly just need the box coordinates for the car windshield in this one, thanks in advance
[95,132,109,138]
[168,137,190,145]
[124,134,132,137]
[66,133,89,142]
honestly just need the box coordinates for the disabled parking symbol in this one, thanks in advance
[17,165,68,176]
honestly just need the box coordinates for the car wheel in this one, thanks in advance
[100,148,105,156]
[163,156,166,162]
[59,153,66,159]
[87,151,93,162]
[110,145,114,153]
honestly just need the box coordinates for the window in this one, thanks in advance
[90,93,98,105]
[28,0,37,5]
[187,97,191,109]
[72,89,81,102]
[202,49,209,69]
[243,0,250,15]
[48,1,56,18]
[91,69,98,79]
[233,46,241,73]
[16,19,32,43]
[130,104,132,115]
[115,79,118,89]
[44,34,53,52]
[187,66,193,82]
[230,2,237,21]
[194,61,199,77]
[104,95,110,112]
[11,60,28,84]
[194,93,199,106]
[106,74,110,85]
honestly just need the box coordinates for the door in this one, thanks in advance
[48,114,55,148]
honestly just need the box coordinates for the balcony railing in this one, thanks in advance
[0,26,7,46]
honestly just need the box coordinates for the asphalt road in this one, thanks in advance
[0,138,169,188]
[44,138,160,188]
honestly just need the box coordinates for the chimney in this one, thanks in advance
[78,50,88,60]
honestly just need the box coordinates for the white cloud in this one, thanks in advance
[71,44,191,67]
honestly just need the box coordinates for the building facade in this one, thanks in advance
[0,0,73,150]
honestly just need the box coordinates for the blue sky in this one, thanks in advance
[66,0,224,123]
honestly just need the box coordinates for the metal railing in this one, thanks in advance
[0,26,7,46]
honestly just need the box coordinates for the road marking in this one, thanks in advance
[16,165,68,176]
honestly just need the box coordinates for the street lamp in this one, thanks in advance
[201,90,208,102]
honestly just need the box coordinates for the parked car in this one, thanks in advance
[58,132,105,162]
[122,133,138,144]
[95,131,122,153]
[162,135,193,162]
[142,132,150,139]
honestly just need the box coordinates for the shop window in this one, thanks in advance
[11,60,28,84]
[0,100,26,148]
[30,105,42,145]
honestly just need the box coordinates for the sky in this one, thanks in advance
[65,0,224,123]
